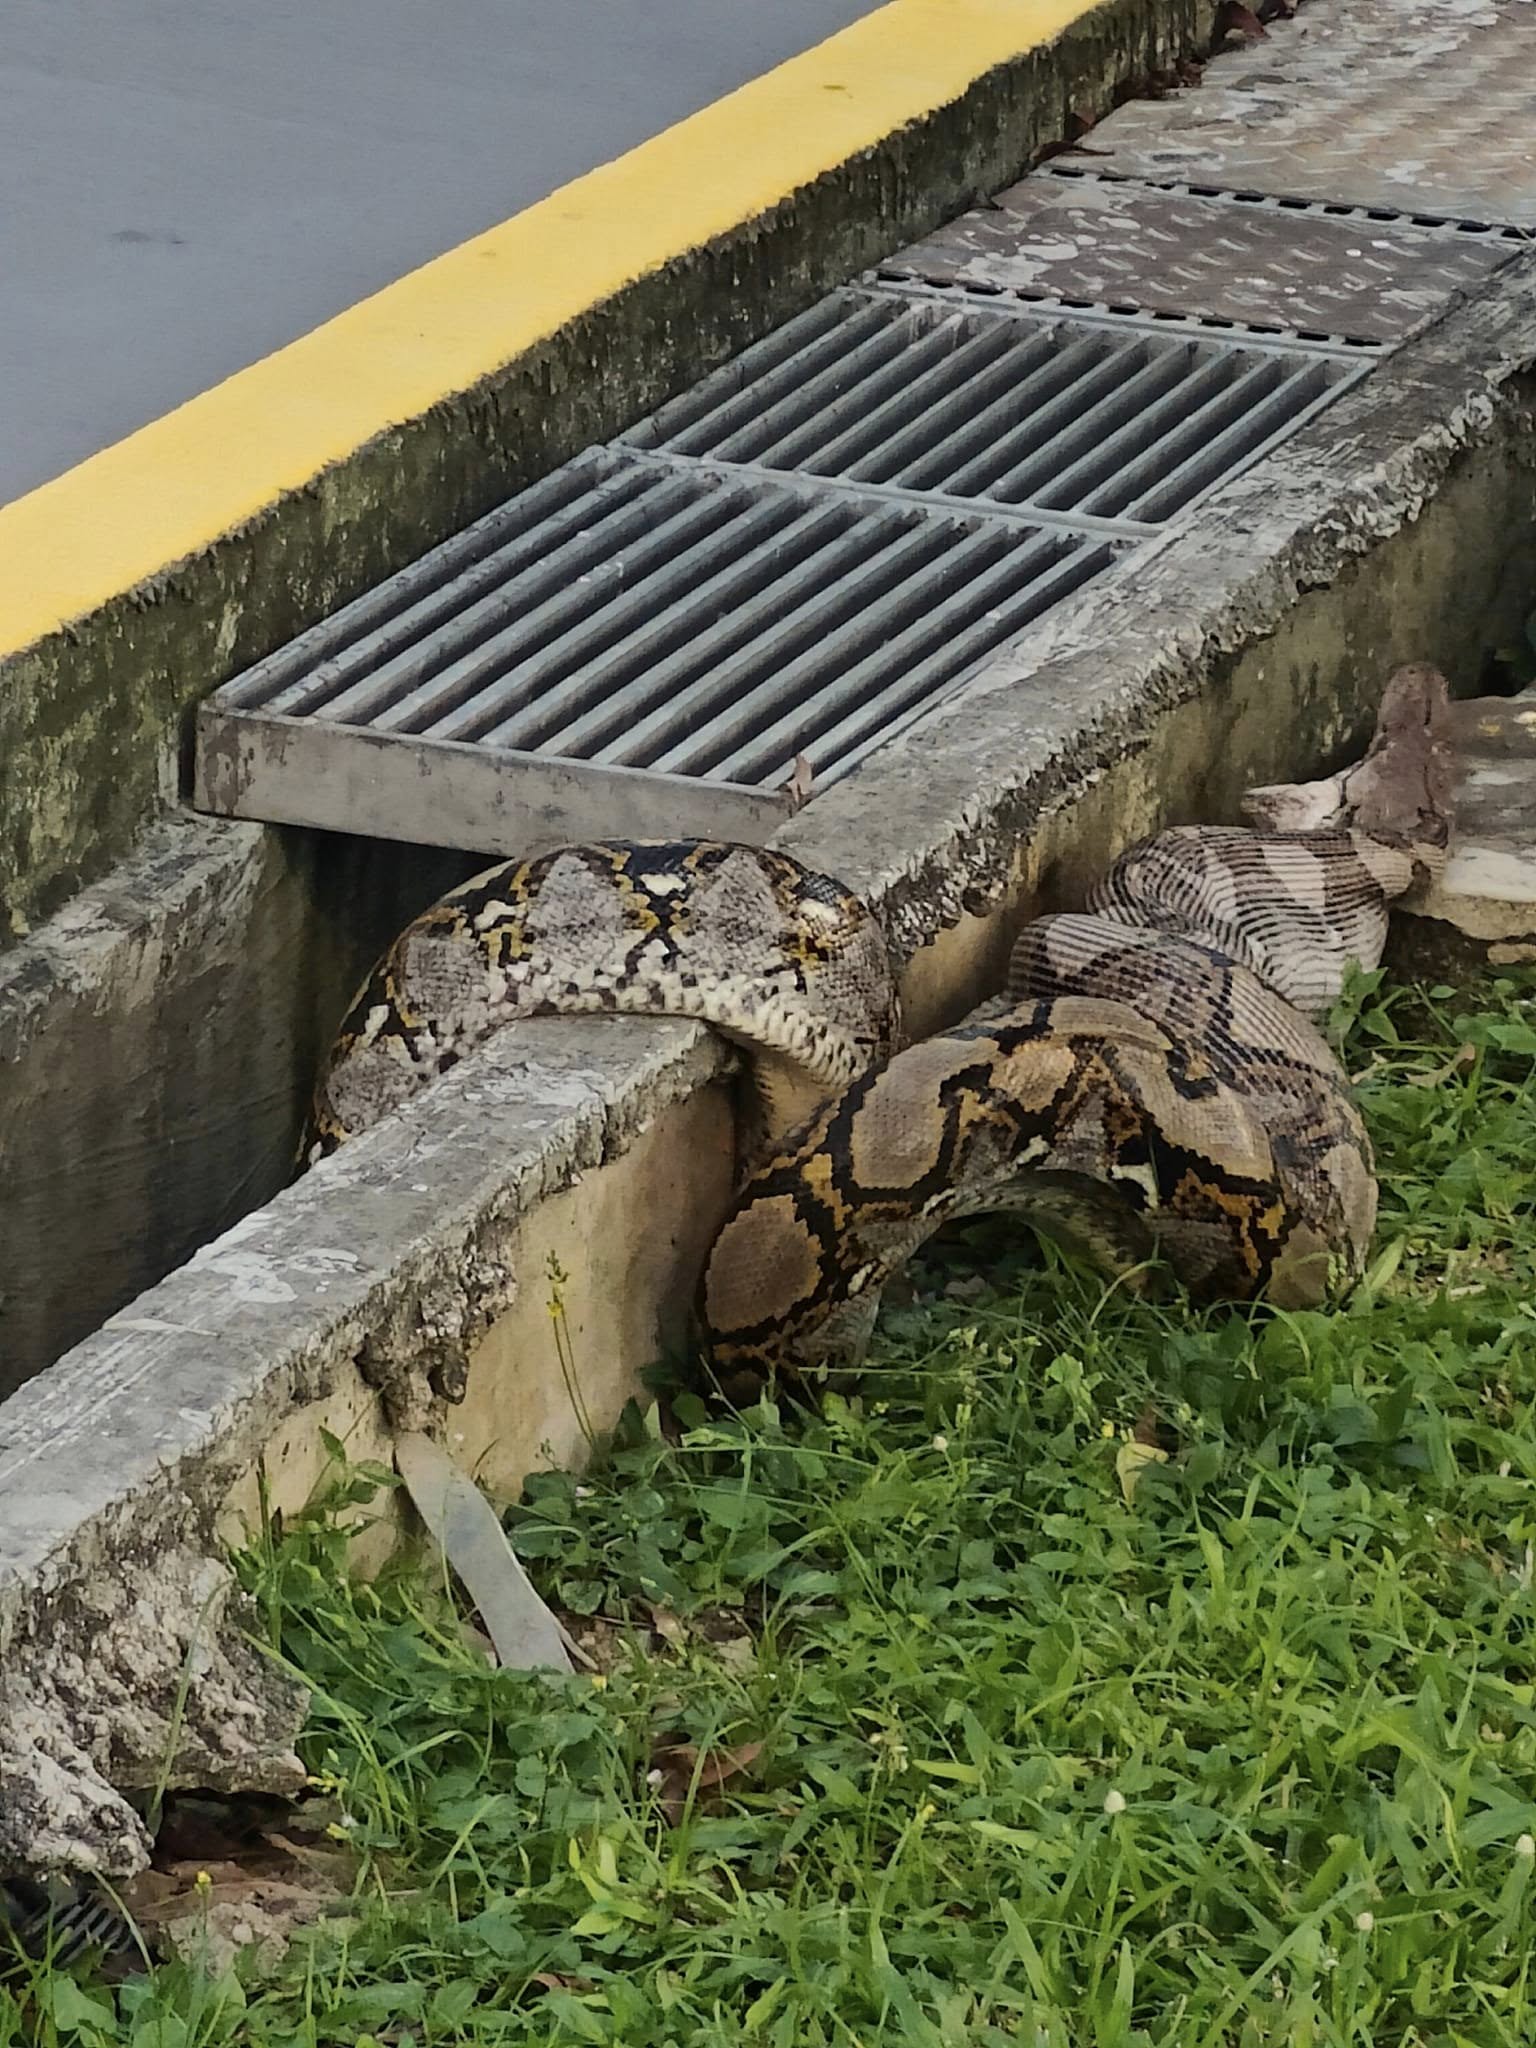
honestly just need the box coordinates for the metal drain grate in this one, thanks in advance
[877,172,1518,346]
[624,287,1359,528]
[196,450,1114,853]
[196,254,1371,855]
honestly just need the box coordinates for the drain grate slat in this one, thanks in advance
[413,484,788,744]
[1113,360,1335,521]
[259,463,669,724]
[769,319,1036,481]
[620,511,970,774]
[467,497,866,755]
[659,296,910,462]
[652,520,1020,779]
[737,310,984,472]
[1038,351,1295,514]
[578,511,940,768]
[217,462,641,714]
[341,473,744,739]
[885,333,1124,493]
[974,344,1202,504]
[707,531,1112,788]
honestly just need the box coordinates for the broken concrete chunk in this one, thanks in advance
[1393,687,1536,972]
[0,1545,306,1880]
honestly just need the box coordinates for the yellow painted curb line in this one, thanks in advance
[0,0,1105,662]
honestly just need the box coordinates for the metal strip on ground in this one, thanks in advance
[879,170,1519,344]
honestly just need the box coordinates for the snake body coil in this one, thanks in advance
[308,666,1456,1388]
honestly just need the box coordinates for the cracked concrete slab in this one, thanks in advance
[1,1013,730,1874]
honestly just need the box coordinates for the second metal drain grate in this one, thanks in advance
[625,286,1359,528]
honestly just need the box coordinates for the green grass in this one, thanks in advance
[8,972,1536,2047]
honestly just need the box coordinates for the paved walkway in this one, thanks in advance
[0,0,878,504]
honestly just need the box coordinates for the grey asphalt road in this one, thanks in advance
[1,0,881,504]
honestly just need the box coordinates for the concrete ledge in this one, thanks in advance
[782,265,1536,1008]
[0,1015,730,1875]
[0,0,1211,940]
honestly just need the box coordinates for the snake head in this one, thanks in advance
[1242,663,1458,870]
[1345,663,1459,852]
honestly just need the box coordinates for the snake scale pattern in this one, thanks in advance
[306,665,1457,1391]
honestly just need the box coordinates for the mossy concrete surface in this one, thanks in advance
[0,0,1210,946]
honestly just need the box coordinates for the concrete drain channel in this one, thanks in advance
[4,0,1536,1882]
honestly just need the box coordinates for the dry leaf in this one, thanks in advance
[1216,2,1267,37]
[1116,1438,1170,1506]
[1131,1403,1170,1450]
[1407,1043,1478,1089]
[648,1604,687,1649]
[119,1854,352,1973]
[781,753,815,812]
[650,1737,765,1824]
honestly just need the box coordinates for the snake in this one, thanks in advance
[305,664,1457,1392]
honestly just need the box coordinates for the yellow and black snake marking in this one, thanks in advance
[702,950,1376,1388]
[305,840,899,1164]
[305,666,1456,1392]
[697,663,1452,1381]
